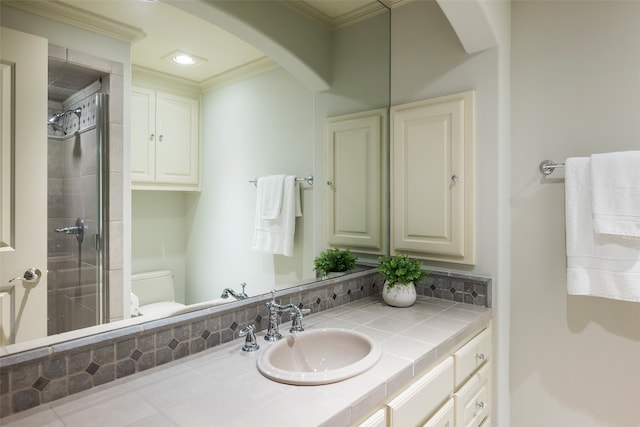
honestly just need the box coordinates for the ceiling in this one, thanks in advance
[53,0,389,85]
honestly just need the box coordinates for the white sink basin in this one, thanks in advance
[257,328,381,385]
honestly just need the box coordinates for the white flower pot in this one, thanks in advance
[382,281,417,307]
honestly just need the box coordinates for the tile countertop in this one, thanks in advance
[3,296,491,427]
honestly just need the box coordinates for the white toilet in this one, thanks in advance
[131,270,185,317]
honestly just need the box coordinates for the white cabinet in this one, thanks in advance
[373,325,491,427]
[358,408,386,427]
[387,357,453,426]
[454,327,492,387]
[325,109,387,254]
[131,86,200,191]
[390,91,475,264]
[423,399,455,427]
[454,363,491,427]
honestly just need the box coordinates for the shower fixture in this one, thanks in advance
[47,107,82,134]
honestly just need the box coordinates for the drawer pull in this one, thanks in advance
[475,401,485,410]
[475,353,486,362]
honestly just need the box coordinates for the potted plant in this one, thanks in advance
[313,248,358,278]
[378,253,429,307]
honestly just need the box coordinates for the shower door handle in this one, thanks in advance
[55,218,85,243]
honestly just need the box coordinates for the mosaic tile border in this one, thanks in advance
[0,268,491,418]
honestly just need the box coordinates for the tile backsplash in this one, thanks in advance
[0,268,491,418]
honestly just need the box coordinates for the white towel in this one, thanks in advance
[130,292,140,316]
[253,175,302,256]
[565,157,640,302]
[590,151,640,238]
[256,175,286,220]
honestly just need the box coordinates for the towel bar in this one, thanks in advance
[539,160,565,175]
[249,176,314,186]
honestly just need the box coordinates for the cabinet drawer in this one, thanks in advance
[454,328,491,386]
[388,357,453,427]
[358,408,385,427]
[454,362,490,427]
[422,398,454,427]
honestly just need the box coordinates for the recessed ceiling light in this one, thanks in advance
[163,50,207,67]
[173,54,196,65]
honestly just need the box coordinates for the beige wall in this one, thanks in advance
[511,2,640,426]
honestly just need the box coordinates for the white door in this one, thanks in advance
[0,27,48,344]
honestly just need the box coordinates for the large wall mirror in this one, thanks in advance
[0,0,390,354]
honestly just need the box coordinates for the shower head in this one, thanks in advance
[47,107,81,135]
[48,112,63,125]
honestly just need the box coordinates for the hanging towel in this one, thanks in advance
[565,157,640,302]
[256,175,286,220]
[590,151,640,238]
[253,175,302,256]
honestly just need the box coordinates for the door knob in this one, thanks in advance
[9,267,42,285]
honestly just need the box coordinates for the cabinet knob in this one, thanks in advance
[150,133,154,141]
[475,353,485,362]
[475,401,485,410]
[451,175,459,183]
[159,135,163,142]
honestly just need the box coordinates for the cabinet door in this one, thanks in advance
[454,362,490,427]
[155,91,199,186]
[422,399,454,427]
[358,408,386,427]
[325,109,387,254]
[387,357,453,427]
[390,91,474,264]
[131,87,156,183]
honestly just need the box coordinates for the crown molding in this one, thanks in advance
[3,0,146,43]
[382,0,414,10]
[199,57,279,93]
[133,56,279,95]
[283,1,388,31]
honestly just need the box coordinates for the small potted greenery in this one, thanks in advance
[313,248,357,279]
[378,253,429,307]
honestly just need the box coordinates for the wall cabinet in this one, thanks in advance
[358,325,491,427]
[390,91,475,264]
[131,86,200,191]
[324,109,387,254]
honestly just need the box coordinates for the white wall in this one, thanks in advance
[185,68,315,303]
[511,2,640,426]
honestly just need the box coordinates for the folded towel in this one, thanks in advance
[130,292,140,316]
[253,175,302,256]
[565,157,640,302]
[590,151,640,238]
[256,175,286,220]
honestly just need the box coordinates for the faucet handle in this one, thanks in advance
[238,324,260,352]
[290,307,311,333]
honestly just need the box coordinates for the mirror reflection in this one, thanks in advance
[0,0,390,353]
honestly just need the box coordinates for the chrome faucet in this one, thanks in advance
[221,282,248,300]
[264,291,310,341]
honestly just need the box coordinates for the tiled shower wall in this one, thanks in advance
[0,268,491,417]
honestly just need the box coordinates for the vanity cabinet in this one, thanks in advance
[131,86,200,191]
[358,324,491,427]
[324,109,387,254]
[390,91,475,265]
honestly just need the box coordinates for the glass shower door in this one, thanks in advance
[47,92,107,335]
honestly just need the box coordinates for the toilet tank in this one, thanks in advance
[131,270,175,306]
